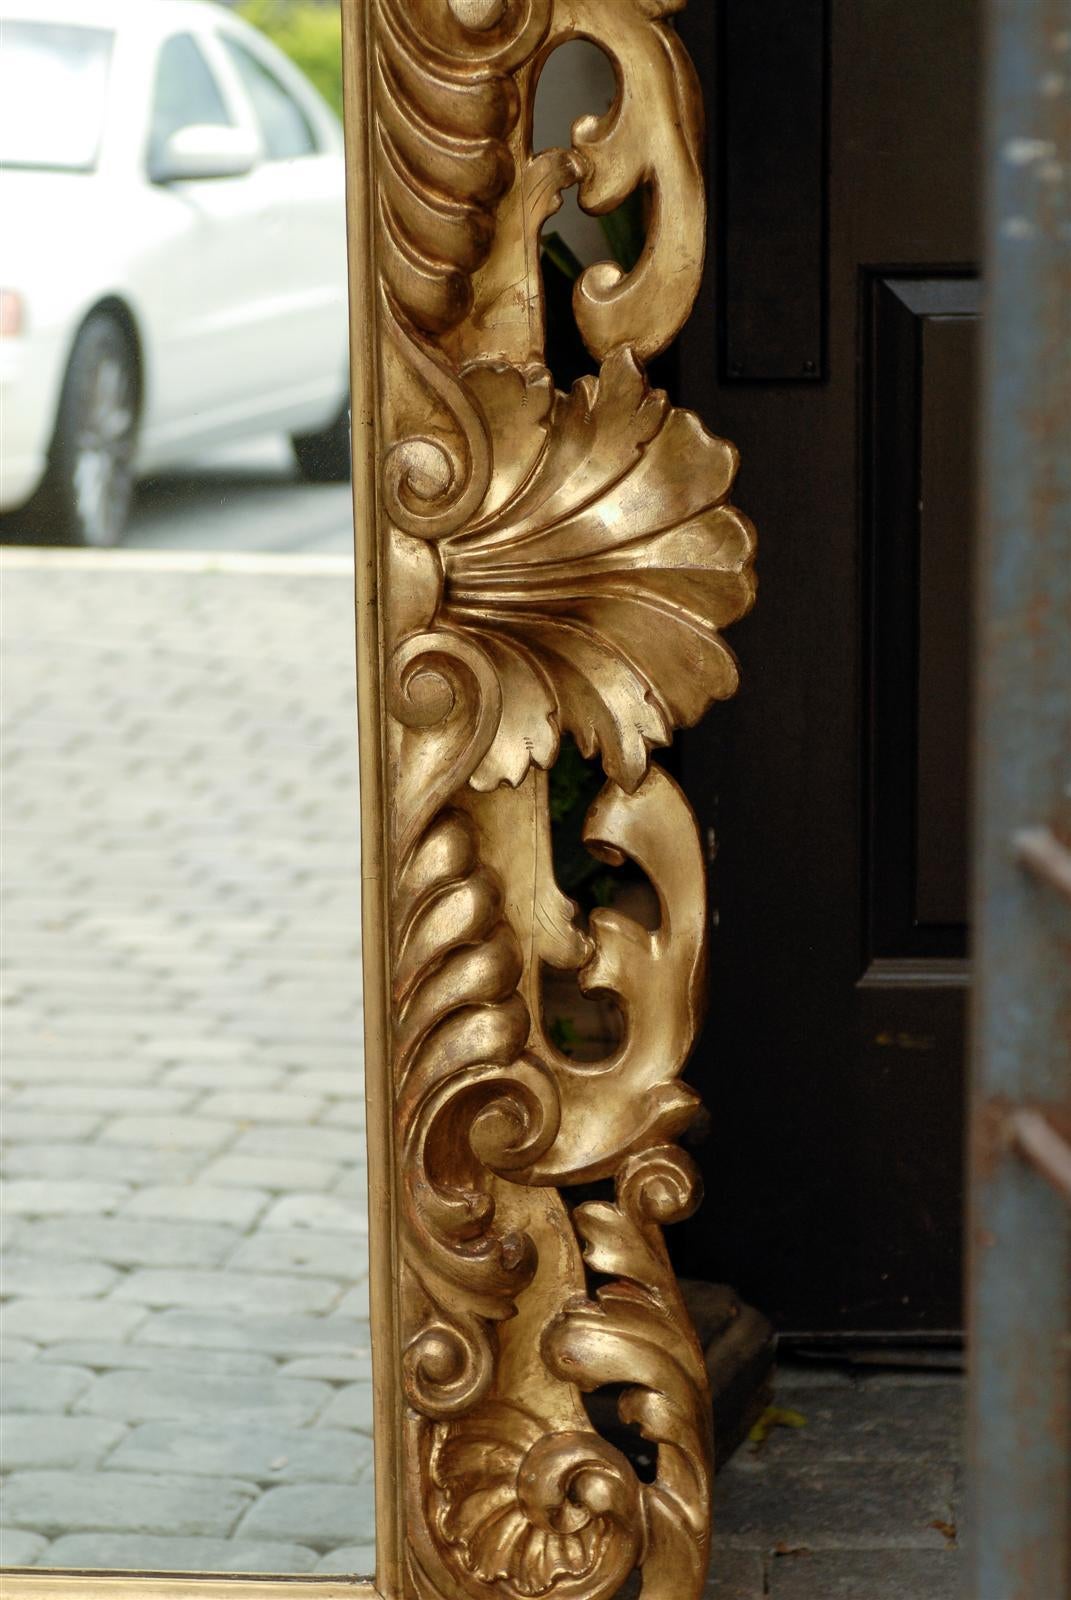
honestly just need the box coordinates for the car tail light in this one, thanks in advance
[0,291,24,338]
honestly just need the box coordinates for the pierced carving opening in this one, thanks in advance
[549,734,619,909]
[543,961,623,1062]
[542,733,665,1062]
[550,1174,667,1495]
[533,40,651,389]
[532,39,617,266]
[581,1385,659,1487]
[613,1574,643,1600]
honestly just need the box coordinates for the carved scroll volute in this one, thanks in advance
[461,0,706,368]
[361,0,757,1594]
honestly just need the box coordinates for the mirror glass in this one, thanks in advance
[0,0,372,1578]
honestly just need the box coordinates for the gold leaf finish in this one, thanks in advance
[352,0,756,1591]
[441,348,755,792]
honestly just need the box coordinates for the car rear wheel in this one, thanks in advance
[291,403,350,484]
[38,312,139,548]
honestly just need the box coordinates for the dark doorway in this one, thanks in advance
[675,0,982,1332]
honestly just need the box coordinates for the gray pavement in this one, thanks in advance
[1,550,965,1596]
[1,549,373,1575]
[703,1363,964,1598]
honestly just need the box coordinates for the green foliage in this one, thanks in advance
[596,189,646,273]
[542,190,647,288]
[548,734,596,825]
[548,736,604,895]
[547,736,625,910]
[589,870,618,907]
[547,1015,581,1057]
[239,0,344,119]
[541,231,586,283]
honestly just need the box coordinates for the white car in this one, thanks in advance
[0,0,350,546]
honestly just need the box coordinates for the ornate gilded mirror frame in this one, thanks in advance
[4,1,753,1596]
[350,0,754,1592]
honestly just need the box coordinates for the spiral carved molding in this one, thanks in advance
[359,0,757,1593]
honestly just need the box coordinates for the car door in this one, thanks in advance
[210,25,348,423]
[134,27,267,449]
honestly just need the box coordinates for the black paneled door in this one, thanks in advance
[675,0,981,1331]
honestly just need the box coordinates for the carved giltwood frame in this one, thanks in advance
[4,1,752,1596]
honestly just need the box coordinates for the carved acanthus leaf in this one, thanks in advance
[438,347,756,793]
[543,1147,712,1600]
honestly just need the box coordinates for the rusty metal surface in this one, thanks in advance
[1013,824,1071,903]
[1009,1109,1071,1203]
[967,1,1071,1597]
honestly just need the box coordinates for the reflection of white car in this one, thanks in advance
[0,0,350,545]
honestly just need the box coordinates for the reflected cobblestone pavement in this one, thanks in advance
[1,549,374,1576]
[0,551,967,1597]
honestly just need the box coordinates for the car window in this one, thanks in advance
[219,35,318,161]
[149,32,233,169]
[0,22,114,173]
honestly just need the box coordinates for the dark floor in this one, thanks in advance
[703,1359,963,1599]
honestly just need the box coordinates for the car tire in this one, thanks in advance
[292,403,351,483]
[35,311,139,548]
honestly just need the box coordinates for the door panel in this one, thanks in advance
[673,0,981,1331]
[868,275,979,962]
[914,311,977,928]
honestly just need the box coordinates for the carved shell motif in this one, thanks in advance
[429,1400,642,1599]
[437,347,757,792]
